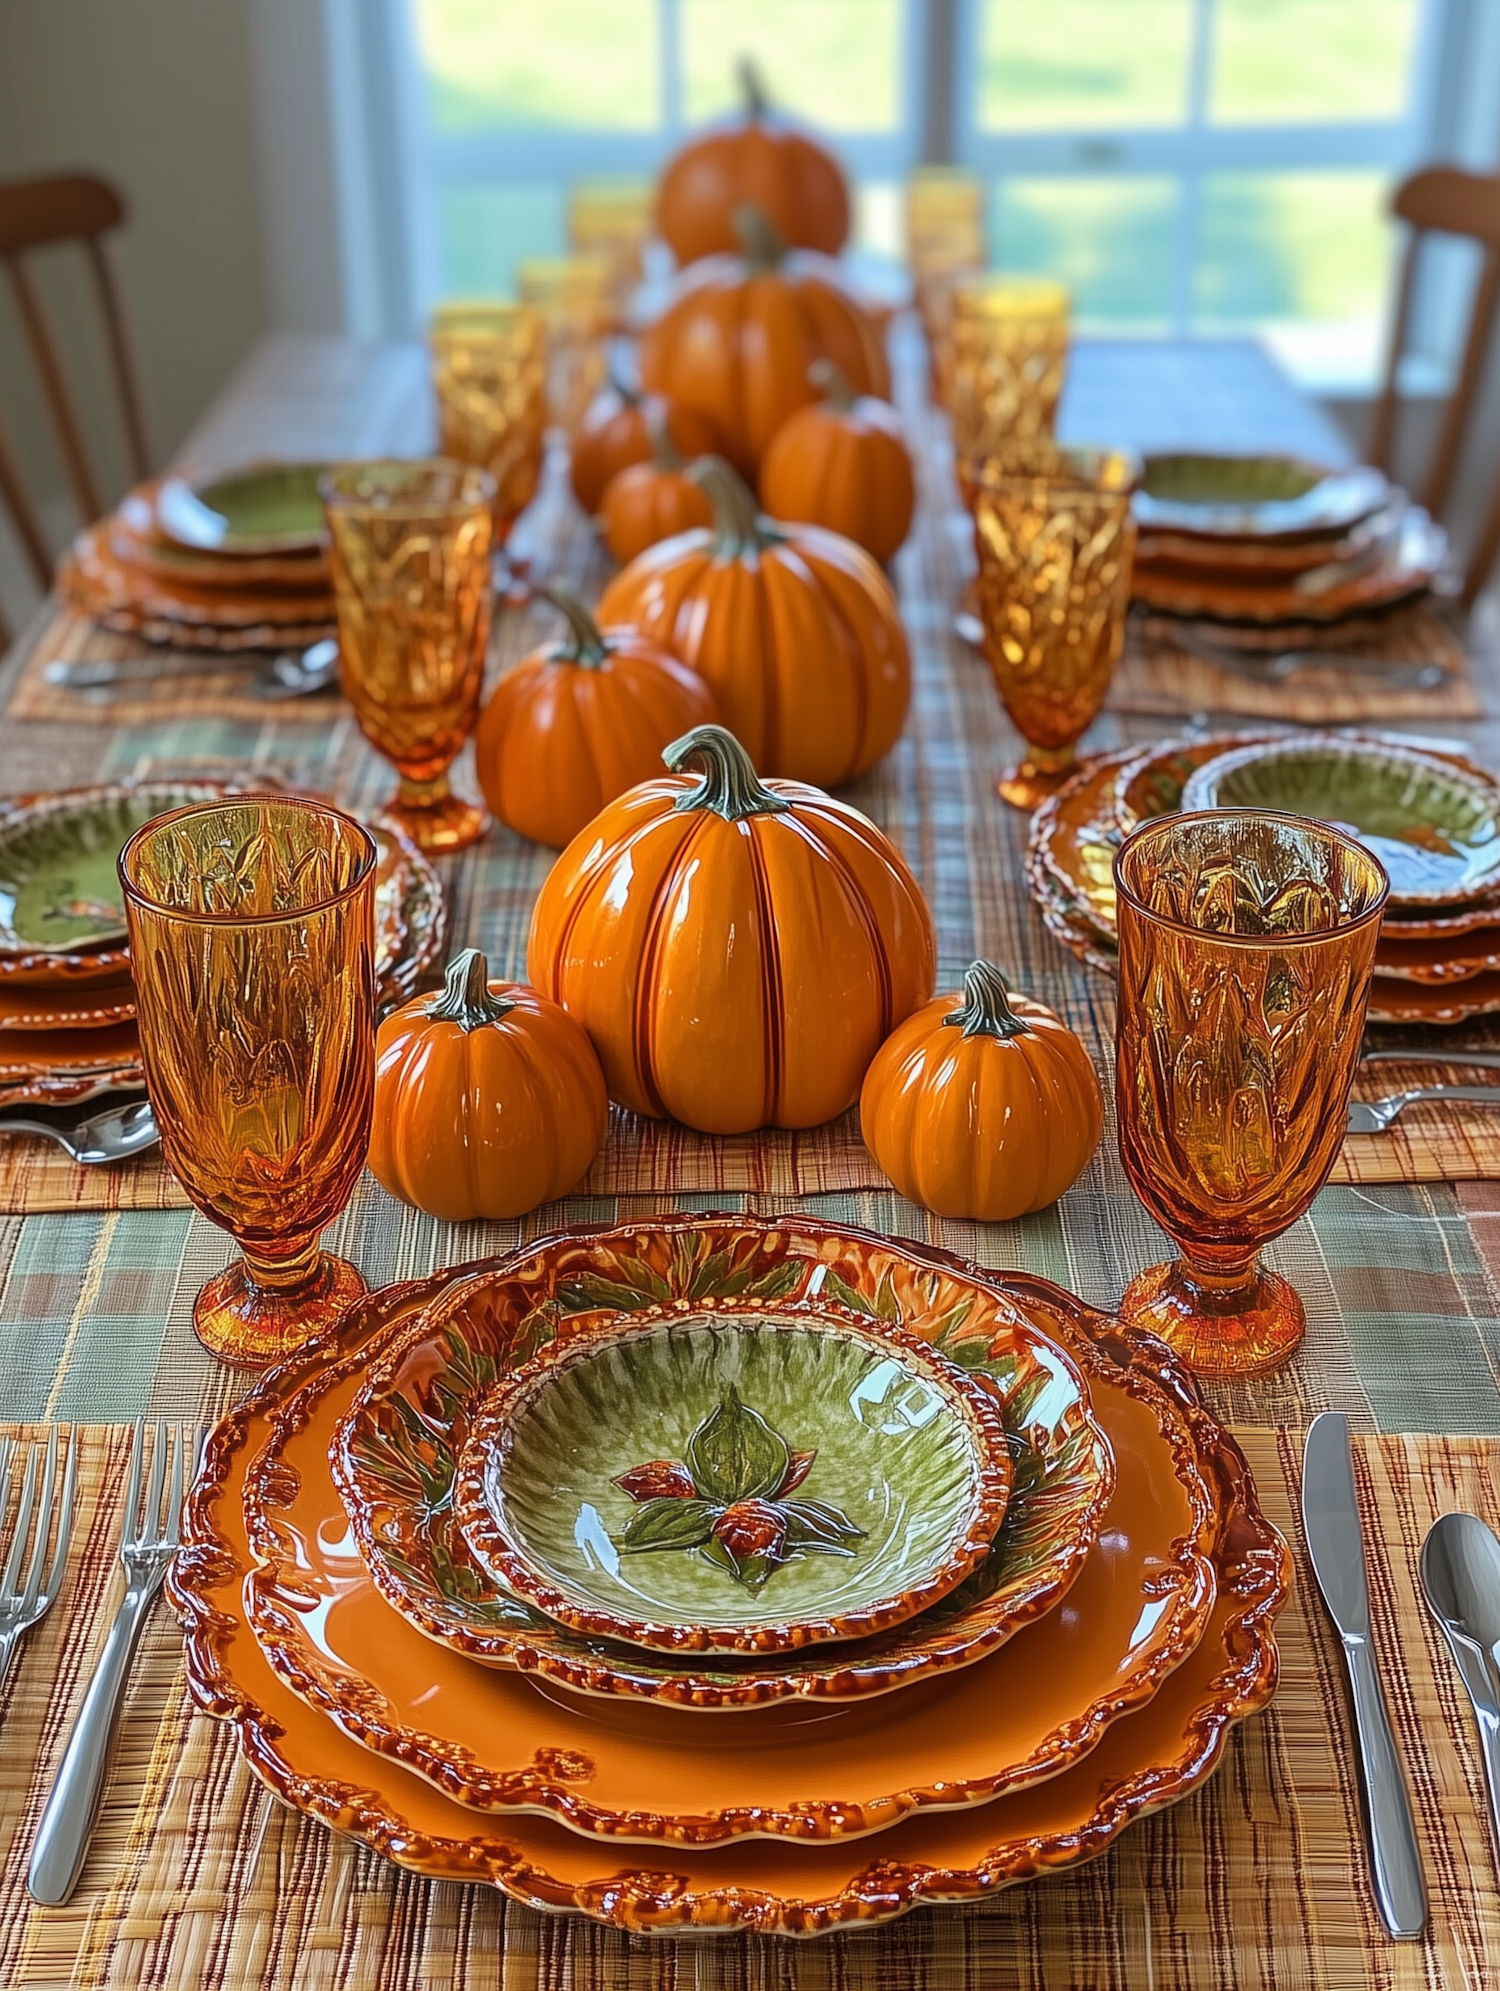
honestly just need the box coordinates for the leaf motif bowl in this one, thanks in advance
[332,1218,1124,1707]
[451,1309,1013,1656]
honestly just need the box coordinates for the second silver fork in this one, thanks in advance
[0,1428,78,1694]
[27,1419,199,1907]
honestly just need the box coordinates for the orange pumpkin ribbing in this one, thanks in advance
[758,364,915,562]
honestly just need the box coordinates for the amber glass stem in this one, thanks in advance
[241,1235,324,1295]
[399,771,455,813]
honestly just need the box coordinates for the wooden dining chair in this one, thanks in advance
[1370,164,1500,609]
[0,172,152,607]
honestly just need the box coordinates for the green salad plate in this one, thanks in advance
[1182,735,1500,909]
[155,461,328,555]
[1133,453,1389,543]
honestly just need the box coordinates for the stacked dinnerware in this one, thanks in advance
[172,1213,1292,1939]
[1131,452,1449,645]
[57,468,335,652]
[0,781,444,1109]
[1027,732,1500,1027]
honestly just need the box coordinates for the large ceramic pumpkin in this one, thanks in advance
[569,378,721,517]
[475,585,718,849]
[596,457,910,784]
[639,205,889,477]
[599,417,714,564]
[657,59,850,266]
[370,948,608,1221]
[527,724,936,1134]
[861,962,1103,1220]
[758,360,915,563]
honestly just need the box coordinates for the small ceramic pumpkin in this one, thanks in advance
[475,584,718,849]
[527,723,936,1134]
[568,378,721,518]
[639,205,889,477]
[599,415,714,564]
[860,961,1103,1221]
[597,456,910,785]
[758,360,915,562]
[656,58,850,267]
[369,947,607,1222]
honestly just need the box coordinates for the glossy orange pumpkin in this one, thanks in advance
[639,206,889,477]
[569,379,721,517]
[476,585,718,849]
[600,416,714,564]
[656,59,850,266]
[861,961,1103,1220]
[370,948,608,1221]
[758,360,915,562]
[527,724,936,1134]
[597,457,909,784]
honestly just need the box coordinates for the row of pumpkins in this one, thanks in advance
[370,77,1103,1231]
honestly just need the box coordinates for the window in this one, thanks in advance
[358,0,1486,389]
[959,0,1443,385]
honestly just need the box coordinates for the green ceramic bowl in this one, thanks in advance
[0,781,257,954]
[156,462,328,555]
[454,1310,1013,1656]
[1134,454,1389,543]
[1181,737,1500,909]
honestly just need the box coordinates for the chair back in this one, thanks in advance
[1371,165,1500,608]
[0,171,152,594]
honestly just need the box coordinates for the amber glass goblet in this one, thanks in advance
[517,255,612,429]
[568,179,653,331]
[950,275,1071,464]
[1114,809,1389,1378]
[321,459,495,854]
[970,442,1139,810]
[429,304,546,545]
[120,797,377,1371]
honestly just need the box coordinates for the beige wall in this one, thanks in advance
[0,0,269,608]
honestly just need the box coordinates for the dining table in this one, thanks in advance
[0,320,1498,1990]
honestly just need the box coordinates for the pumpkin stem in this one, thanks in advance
[736,55,770,120]
[607,369,640,409]
[537,583,610,669]
[664,724,792,821]
[688,455,767,558]
[942,961,1033,1041]
[733,202,786,271]
[644,407,685,472]
[809,358,855,412]
[428,948,514,1030]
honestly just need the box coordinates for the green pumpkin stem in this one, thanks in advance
[737,56,770,121]
[429,948,513,1030]
[664,725,792,821]
[537,583,610,669]
[809,358,855,412]
[941,961,1032,1041]
[688,455,767,559]
[733,202,786,271]
[607,369,641,408]
[645,407,685,473]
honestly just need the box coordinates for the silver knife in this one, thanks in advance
[1302,1412,1427,1939]
[1362,1048,1500,1075]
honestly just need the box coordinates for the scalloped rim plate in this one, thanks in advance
[171,1232,1289,1939]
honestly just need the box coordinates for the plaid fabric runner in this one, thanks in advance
[0,1425,1494,1989]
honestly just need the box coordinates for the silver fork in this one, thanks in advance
[1347,1083,1500,1134]
[27,1420,199,1906]
[0,1428,77,1695]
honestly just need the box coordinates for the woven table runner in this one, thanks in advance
[0,1423,1492,1989]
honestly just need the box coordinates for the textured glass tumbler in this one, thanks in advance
[950,275,1071,465]
[321,459,495,854]
[1113,809,1389,1378]
[429,303,546,544]
[971,443,1139,810]
[120,797,377,1371]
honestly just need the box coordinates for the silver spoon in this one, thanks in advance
[1178,631,1448,691]
[44,638,339,702]
[0,1100,159,1165]
[1420,1512,1500,1876]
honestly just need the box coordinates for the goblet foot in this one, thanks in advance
[1119,1259,1305,1378]
[194,1251,367,1371]
[383,787,490,855]
[996,748,1080,812]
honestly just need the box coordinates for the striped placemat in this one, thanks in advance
[0,1424,1492,1988]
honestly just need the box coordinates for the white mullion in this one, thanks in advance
[660,0,683,148]
[1172,0,1217,338]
